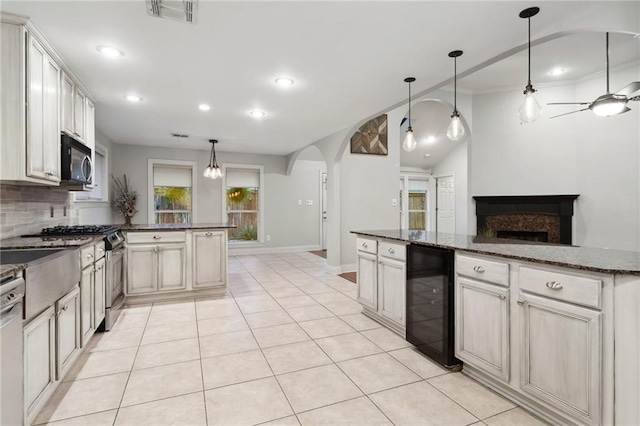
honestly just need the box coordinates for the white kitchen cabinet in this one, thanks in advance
[378,256,406,325]
[72,87,86,142]
[55,286,80,380]
[93,257,106,327]
[23,306,56,425]
[158,243,187,291]
[79,265,94,347]
[356,251,377,310]
[61,72,74,136]
[518,292,601,426]
[193,230,226,288]
[127,244,157,294]
[456,276,510,382]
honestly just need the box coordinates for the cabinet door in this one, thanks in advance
[93,258,106,327]
[23,306,56,424]
[85,99,95,185]
[519,293,601,426]
[60,72,74,135]
[26,34,47,181]
[158,243,187,291]
[127,245,157,294]
[193,230,225,288]
[80,266,94,347]
[456,277,509,382]
[56,286,80,380]
[73,87,85,141]
[43,55,60,182]
[378,257,406,326]
[356,251,377,310]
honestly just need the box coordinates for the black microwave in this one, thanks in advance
[61,134,92,185]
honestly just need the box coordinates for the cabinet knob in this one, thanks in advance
[205,232,213,236]
[545,281,563,290]
[153,235,161,240]
[362,243,368,248]
[517,299,525,306]
[473,265,485,273]
[498,294,506,300]
[388,248,395,254]
[86,253,93,259]
[62,304,68,311]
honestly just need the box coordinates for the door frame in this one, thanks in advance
[434,173,455,234]
[320,171,327,250]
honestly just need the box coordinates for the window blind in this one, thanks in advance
[226,169,260,188]
[153,166,192,187]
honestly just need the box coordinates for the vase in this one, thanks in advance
[124,215,133,226]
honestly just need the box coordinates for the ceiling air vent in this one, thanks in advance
[146,0,198,24]
[171,133,189,138]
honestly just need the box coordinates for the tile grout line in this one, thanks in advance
[193,305,210,426]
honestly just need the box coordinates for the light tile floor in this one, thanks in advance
[35,251,550,426]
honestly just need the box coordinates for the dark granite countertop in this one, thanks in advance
[0,235,103,250]
[352,230,640,276]
[1,264,24,280]
[120,223,236,232]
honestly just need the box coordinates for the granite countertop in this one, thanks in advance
[0,264,24,280]
[352,229,640,276]
[120,223,236,231]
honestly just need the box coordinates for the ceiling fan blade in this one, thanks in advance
[615,81,640,97]
[549,108,590,119]
[547,102,590,105]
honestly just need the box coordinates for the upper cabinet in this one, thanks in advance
[0,13,96,187]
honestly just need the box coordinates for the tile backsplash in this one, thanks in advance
[0,184,79,239]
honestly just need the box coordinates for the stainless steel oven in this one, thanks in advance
[105,243,125,331]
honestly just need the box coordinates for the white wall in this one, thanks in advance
[111,143,325,249]
[471,64,640,250]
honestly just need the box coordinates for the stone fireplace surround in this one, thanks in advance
[473,195,579,245]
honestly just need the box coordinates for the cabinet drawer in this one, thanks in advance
[456,254,509,286]
[126,231,186,244]
[80,244,95,269]
[519,266,602,309]
[94,241,105,261]
[356,237,377,254]
[379,241,406,262]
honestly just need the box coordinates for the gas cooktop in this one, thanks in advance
[31,225,119,236]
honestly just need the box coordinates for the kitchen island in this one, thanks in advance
[352,230,640,426]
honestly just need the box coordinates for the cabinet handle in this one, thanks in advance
[473,266,485,273]
[545,281,563,290]
[362,243,368,248]
[86,253,93,259]
[388,248,395,254]
[62,304,68,311]
[205,232,213,236]
[517,299,525,306]
[498,294,506,300]
[153,235,161,240]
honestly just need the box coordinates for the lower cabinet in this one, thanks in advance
[23,306,56,425]
[55,285,80,380]
[356,251,377,310]
[378,256,406,325]
[158,243,186,291]
[518,292,602,426]
[127,242,187,295]
[80,263,94,346]
[193,230,226,288]
[455,277,510,382]
[93,257,106,327]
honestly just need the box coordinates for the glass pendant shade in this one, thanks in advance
[403,128,417,152]
[203,166,212,178]
[519,88,542,123]
[205,140,222,180]
[447,112,465,141]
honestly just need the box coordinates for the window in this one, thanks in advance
[74,143,108,202]
[148,160,197,224]
[223,165,264,243]
[400,175,429,231]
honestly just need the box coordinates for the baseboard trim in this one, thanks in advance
[229,244,322,256]
[341,263,356,273]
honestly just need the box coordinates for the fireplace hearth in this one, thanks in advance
[474,195,579,245]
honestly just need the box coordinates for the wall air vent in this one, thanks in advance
[171,133,189,138]
[146,0,198,24]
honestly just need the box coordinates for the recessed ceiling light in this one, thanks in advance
[125,95,142,102]
[549,68,565,76]
[426,136,436,143]
[198,104,211,111]
[96,45,124,58]
[424,153,431,157]
[275,77,295,87]
[249,110,266,118]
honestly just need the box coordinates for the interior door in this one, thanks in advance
[321,172,327,250]
[436,176,455,234]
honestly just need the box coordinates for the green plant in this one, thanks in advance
[237,224,258,241]
[477,227,497,238]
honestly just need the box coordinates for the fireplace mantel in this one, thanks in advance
[473,195,579,245]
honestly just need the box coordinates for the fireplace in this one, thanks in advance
[474,195,579,245]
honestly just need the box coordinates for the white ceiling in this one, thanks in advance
[2,1,638,156]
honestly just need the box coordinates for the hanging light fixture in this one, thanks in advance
[518,6,542,123]
[447,50,465,141]
[402,77,417,152]
[204,139,223,179]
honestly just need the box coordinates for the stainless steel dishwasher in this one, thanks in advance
[0,272,26,426]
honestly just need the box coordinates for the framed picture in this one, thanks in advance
[350,114,388,155]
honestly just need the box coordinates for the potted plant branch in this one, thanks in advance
[112,174,138,226]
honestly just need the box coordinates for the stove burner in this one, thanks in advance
[40,225,118,235]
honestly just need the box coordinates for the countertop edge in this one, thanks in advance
[119,224,236,232]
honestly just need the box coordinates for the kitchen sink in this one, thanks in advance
[0,249,66,265]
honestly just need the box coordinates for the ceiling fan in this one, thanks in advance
[548,32,640,119]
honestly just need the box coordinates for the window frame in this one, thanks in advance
[147,159,198,224]
[399,173,430,232]
[221,163,265,245]
[73,142,109,203]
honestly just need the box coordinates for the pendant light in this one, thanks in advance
[402,77,417,152]
[518,6,541,123]
[204,139,223,179]
[447,50,465,141]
